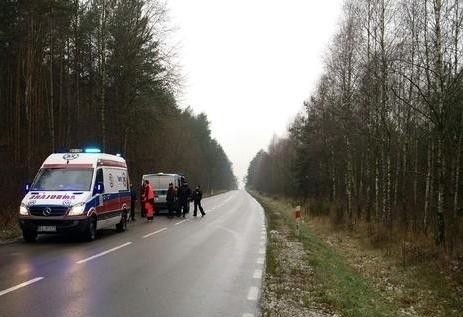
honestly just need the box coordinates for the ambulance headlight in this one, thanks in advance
[19,203,29,216]
[68,203,86,216]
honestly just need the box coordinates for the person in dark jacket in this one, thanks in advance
[166,182,176,219]
[192,185,205,217]
[177,181,191,218]
[130,185,137,221]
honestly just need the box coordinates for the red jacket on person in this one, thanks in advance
[144,183,155,218]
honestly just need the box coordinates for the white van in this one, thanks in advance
[141,173,183,211]
[18,149,131,242]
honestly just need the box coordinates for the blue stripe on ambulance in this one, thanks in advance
[85,191,131,212]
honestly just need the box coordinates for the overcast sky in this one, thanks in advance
[167,0,344,187]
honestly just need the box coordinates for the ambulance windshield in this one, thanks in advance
[31,168,93,191]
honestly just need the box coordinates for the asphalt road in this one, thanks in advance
[0,190,266,317]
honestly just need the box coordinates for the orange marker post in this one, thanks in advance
[294,205,302,235]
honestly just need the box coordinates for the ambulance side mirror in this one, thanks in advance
[24,182,32,194]
[94,182,105,195]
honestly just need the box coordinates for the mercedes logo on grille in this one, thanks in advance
[43,208,52,216]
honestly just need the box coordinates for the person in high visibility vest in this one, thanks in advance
[143,180,155,221]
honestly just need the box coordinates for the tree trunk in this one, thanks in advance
[100,0,107,150]
[424,139,433,233]
[49,7,55,152]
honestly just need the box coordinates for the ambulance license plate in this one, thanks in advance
[38,225,56,232]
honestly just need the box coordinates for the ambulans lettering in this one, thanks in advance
[29,194,76,200]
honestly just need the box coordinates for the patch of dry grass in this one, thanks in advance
[0,207,21,241]
[306,216,463,316]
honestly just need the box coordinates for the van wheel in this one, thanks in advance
[85,219,97,241]
[23,229,37,242]
[116,213,127,232]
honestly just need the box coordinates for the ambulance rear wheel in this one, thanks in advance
[84,219,97,241]
[23,229,37,242]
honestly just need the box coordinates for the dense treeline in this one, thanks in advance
[0,0,237,210]
[247,0,463,253]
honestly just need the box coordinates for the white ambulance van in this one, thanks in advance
[18,149,131,242]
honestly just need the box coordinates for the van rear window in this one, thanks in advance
[143,175,175,189]
[31,168,93,191]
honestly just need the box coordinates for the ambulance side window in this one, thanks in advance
[95,169,103,184]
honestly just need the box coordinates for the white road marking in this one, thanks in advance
[243,314,254,317]
[247,286,259,301]
[76,242,132,264]
[257,257,264,264]
[258,248,265,254]
[174,220,187,226]
[142,227,167,238]
[0,277,44,297]
[253,269,262,279]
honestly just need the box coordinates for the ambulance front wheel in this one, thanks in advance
[84,218,97,241]
[23,229,37,242]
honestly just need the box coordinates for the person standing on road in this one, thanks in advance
[192,185,205,217]
[177,181,191,218]
[174,185,180,217]
[166,182,176,219]
[130,184,137,221]
[143,180,155,221]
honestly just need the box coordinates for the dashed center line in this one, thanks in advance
[142,227,167,238]
[247,286,259,301]
[253,269,262,279]
[174,220,188,226]
[76,242,132,264]
[0,277,44,297]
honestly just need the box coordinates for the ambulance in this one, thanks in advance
[18,149,131,242]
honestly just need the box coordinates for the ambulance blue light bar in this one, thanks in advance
[84,148,101,153]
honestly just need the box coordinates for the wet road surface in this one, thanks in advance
[0,190,266,317]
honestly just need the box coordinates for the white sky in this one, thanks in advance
[167,0,344,187]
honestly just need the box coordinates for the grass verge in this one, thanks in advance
[253,192,396,317]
